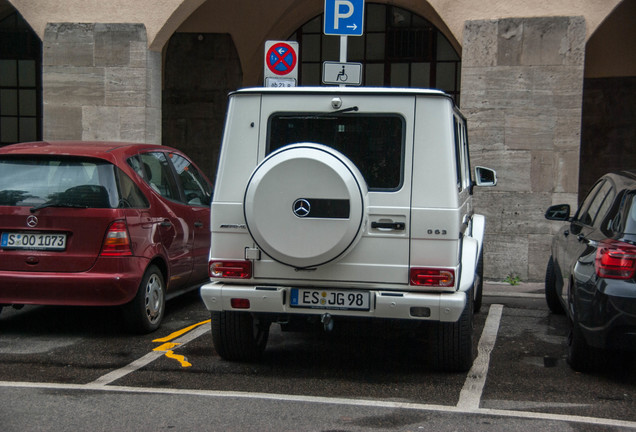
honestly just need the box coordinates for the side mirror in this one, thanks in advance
[545,204,570,221]
[474,166,497,187]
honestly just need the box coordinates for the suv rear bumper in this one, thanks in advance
[200,282,467,322]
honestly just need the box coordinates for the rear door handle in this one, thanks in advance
[194,221,203,228]
[160,220,172,228]
[371,221,405,230]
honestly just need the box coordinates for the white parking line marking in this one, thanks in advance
[1,381,635,429]
[457,303,503,411]
[2,301,634,428]
[88,323,209,386]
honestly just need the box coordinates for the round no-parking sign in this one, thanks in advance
[266,42,297,75]
[264,41,299,86]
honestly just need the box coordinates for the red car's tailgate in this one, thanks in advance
[0,207,122,272]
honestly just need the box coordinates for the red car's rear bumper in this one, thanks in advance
[0,257,149,306]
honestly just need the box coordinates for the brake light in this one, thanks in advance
[410,268,455,287]
[595,240,636,279]
[209,260,252,279]
[101,221,132,256]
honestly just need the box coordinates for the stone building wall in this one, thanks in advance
[461,17,586,281]
[42,23,161,144]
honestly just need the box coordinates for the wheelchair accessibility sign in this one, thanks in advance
[264,41,298,87]
[322,61,362,86]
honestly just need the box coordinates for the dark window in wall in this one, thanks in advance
[0,12,42,146]
[580,77,636,201]
[162,33,242,183]
[290,3,460,103]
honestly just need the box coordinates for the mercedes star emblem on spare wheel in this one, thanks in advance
[292,198,311,218]
[26,215,38,227]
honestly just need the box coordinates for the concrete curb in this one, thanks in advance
[483,281,544,298]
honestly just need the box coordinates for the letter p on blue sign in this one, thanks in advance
[324,0,364,36]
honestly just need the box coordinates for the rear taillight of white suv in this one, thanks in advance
[209,260,252,279]
[100,220,133,256]
[595,240,636,279]
[409,268,455,287]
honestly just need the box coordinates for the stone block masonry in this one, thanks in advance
[462,17,586,281]
[43,23,161,144]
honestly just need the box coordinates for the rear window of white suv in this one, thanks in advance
[268,113,404,191]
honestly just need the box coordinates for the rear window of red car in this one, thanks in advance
[0,156,147,209]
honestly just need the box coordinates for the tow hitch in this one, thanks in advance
[321,313,334,332]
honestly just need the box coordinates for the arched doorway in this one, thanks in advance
[162,33,242,181]
[161,2,460,182]
[580,0,636,198]
[0,10,41,146]
[290,3,461,102]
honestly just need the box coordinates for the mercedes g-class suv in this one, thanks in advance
[200,87,496,371]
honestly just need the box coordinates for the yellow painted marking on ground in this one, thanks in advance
[153,342,180,352]
[164,351,192,367]
[152,319,211,343]
[151,319,210,368]
[153,342,191,367]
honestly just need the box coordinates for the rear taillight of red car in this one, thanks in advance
[209,260,252,279]
[100,220,133,256]
[595,240,636,279]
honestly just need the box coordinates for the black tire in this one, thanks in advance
[431,288,475,372]
[545,256,565,314]
[474,250,484,314]
[123,265,165,334]
[567,318,603,373]
[211,311,270,361]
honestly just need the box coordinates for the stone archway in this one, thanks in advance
[579,0,636,199]
[289,3,461,102]
[162,33,242,181]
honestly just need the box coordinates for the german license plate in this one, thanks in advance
[1,232,67,251]
[290,288,370,311]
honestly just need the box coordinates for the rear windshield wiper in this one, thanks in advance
[331,106,359,114]
[30,202,89,213]
[281,106,359,120]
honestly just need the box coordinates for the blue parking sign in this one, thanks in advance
[324,0,364,36]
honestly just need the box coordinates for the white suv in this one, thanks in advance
[200,87,496,371]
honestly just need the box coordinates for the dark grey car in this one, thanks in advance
[544,171,636,372]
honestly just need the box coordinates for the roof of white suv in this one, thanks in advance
[231,86,450,97]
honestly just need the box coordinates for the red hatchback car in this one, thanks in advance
[0,141,213,333]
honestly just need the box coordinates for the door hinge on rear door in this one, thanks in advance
[245,247,261,260]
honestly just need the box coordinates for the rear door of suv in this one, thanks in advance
[252,92,415,285]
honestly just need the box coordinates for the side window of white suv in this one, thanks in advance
[453,115,472,192]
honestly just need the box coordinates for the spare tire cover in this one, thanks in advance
[244,143,368,268]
